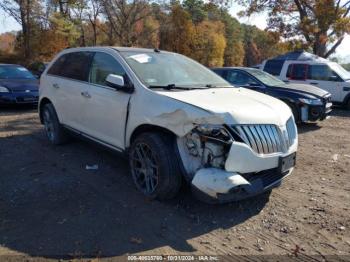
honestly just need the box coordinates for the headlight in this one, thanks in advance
[0,86,10,93]
[196,124,232,142]
[299,98,323,106]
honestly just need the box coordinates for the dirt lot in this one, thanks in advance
[0,107,349,261]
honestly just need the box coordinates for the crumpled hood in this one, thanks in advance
[159,88,292,126]
[281,83,329,98]
[0,79,39,92]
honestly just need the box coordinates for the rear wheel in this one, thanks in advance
[42,103,69,145]
[129,132,182,200]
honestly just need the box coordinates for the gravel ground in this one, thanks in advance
[0,107,349,261]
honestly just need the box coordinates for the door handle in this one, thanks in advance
[283,80,290,83]
[53,83,60,89]
[81,91,91,98]
[310,82,319,85]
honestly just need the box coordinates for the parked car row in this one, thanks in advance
[0,64,39,105]
[1,48,348,204]
[259,51,350,109]
[211,67,332,123]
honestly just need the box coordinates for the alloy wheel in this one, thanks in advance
[131,142,159,195]
[43,109,55,142]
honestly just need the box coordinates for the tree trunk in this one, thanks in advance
[19,0,31,61]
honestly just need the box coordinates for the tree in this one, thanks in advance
[101,0,151,46]
[192,20,227,66]
[237,0,350,58]
[183,0,207,24]
[86,0,102,45]
[220,10,245,66]
[0,0,42,60]
[0,32,16,53]
[159,3,195,56]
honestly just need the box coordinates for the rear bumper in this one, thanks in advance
[0,91,39,105]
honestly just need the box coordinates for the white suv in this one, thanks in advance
[39,47,298,203]
[260,51,350,108]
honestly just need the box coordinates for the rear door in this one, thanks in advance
[82,51,131,150]
[285,63,309,84]
[46,51,93,131]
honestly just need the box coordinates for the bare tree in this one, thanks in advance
[101,0,151,46]
[86,0,102,45]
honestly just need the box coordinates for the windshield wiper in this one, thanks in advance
[205,84,232,88]
[149,84,196,90]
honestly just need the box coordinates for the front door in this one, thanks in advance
[305,64,343,102]
[82,51,131,150]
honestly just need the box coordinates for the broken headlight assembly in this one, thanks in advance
[178,124,234,177]
[196,124,233,144]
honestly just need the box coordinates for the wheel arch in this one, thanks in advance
[128,124,178,148]
[343,92,350,107]
[38,97,53,124]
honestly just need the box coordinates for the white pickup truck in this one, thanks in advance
[38,47,298,203]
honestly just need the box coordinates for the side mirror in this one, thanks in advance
[106,74,134,93]
[329,75,341,82]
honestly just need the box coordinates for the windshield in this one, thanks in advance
[0,66,36,80]
[329,63,350,80]
[247,69,286,87]
[120,51,231,89]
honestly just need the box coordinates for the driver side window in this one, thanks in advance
[89,52,126,86]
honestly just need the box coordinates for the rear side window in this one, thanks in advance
[263,60,284,76]
[47,54,69,76]
[48,52,93,81]
[287,64,308,80]
[89,52,126,86]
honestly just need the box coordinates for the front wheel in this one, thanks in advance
[346,99,350,110]
[129,132,182,200]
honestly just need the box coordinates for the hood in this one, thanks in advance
[159,87,292,126]
[277,83,329,98]
[0,79,39,92]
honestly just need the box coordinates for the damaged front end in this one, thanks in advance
[177,120,297,203]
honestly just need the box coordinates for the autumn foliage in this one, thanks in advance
[0,0,292,66]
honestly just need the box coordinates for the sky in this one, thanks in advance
[1,5,350,62]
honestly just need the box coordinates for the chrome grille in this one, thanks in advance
[231,119,296,155]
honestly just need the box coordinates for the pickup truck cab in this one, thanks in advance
[39,47,298,203]
[260,51,350,109]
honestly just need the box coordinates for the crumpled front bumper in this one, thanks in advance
[300,102,332,122]
[191,141,297,203]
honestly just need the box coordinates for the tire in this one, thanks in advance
[129,132,182,200]
[42,103,69,145]
[286,102,300,123]
[346,99,350,110]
